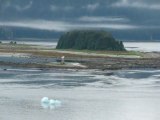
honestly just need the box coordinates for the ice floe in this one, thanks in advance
[41,97,62,109]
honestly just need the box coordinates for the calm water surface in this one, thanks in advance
[0,67,160,120]
[124,42,160,52]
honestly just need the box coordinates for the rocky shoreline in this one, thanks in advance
[0,54,160,70]
[0,43,160,70]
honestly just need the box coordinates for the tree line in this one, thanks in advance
[56,30,126,51]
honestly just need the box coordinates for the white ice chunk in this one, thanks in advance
[49,99,56,105]
[41,97,49,104]
[54,100,62,105]
[41,102,49,109]
[50,99,61,106]
[41,97,62,109]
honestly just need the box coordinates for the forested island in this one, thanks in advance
[56,30,125,51]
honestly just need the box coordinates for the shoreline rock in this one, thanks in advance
[0,56,160,70]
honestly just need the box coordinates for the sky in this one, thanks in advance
[0,0,160,40]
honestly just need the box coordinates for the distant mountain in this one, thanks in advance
[0,26,160,41]
[0,26,62,40]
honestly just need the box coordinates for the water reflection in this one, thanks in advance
[41,102,61,110]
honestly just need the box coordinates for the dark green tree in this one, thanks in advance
[56,30,126,51]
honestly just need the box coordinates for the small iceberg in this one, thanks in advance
[49,99,55,105]
[41,97,49,104]
[41,97,62,109]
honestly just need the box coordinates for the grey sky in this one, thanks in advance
[0,0,160,40]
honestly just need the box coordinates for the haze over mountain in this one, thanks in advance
[0,0,160,41]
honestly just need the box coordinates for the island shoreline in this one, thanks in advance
[0,43,160,70]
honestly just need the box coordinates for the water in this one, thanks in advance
[0,67,160,120]
[0,41,160,120]
[124,42,160,52]
[0,53,56,64]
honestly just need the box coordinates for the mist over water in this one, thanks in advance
[0,67,160,120]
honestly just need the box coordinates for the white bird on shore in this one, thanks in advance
[61,56,65,64]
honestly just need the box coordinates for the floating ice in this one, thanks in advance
[41,97,49,104]
[54,100,62,105]
[49,99,62,106]
[49,99,56,105]
[41,97,62,109]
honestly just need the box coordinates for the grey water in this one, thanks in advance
[0,67,160,120]
[124,42,160,52]
[0,55,56,64]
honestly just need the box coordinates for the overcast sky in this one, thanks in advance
[0,0,160,40]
